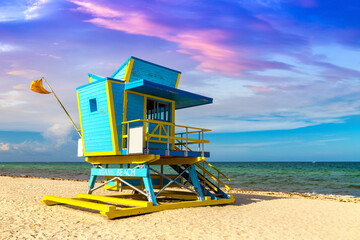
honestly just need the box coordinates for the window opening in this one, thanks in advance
[146,99,170,122]
[89,98,97,112]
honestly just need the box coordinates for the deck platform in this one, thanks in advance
[41,192,235,219]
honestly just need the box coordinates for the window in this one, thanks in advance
[146,99,170,122]
[89,98,97,112]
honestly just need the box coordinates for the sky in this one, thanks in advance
[0,0,359,162]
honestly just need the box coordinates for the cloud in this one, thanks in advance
[229,141,283,147]
[0,143,10,151]
[42,123,75,148]
[246,85,270,93]
[7,69,42,79]
[0,123,76,155]
[0,90,27,107]
[38,53,62,59]
[68,0,298,75]
[312,138,347,144]
[0,0,51,22]
[13,84,26,90]
[0,43,17,52]
[23,0,50,20]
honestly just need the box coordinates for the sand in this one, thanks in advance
[1,176,360,240]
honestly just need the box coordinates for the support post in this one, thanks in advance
[127,122,129,153]
[185,127,188,157]
[201,130,204,157]
[188,164,204,200]
[160,165,164,188]
[87,174,97,194]
[166,125,170,156]
[146,122,149,154]
[142,163,157,205]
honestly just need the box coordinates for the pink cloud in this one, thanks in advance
[247,85,270,93]
[69,0,290,75]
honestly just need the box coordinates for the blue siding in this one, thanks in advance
[111,82,124,150]
[112,65,127,80]
[126,92,144,127]
[129,58,179,88]
[111,58,130,80]
[78,81,113,153]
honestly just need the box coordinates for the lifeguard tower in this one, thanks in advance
[41,57,234,218]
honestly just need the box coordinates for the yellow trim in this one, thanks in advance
[86,154,160,164]
[84,151,120,157]
[161,124,168,136]
[77,194,153,207]
[194,163,231,190]
[143,96,147,147]
[197,173,219,192]
[204,161,232,182]
[151,156,205,165]
[76,91,85,154]
[106,81,120,153]
[126,90,175,104]
[175,73,181,88]
[122,119,211,132]
[41,194,235,219]
[108,80,125,85]
[41,195,116,212]
[171,101,175,149]
[124,58,134,82]
[122,91,128,149]
[125,91,175,150]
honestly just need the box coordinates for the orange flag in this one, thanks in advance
[30,78,51,94]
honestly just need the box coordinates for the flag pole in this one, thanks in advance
[42,77,82,138]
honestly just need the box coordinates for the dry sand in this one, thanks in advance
[1,176,360,240]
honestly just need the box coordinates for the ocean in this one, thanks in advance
[1,162,360,197]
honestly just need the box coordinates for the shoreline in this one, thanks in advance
[2,174,359,203]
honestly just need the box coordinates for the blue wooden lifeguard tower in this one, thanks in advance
[42,57,234,218]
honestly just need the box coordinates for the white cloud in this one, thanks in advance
[0,43,17,52]
[0,0,50,22]
[24,0,50,20]
[0,90,27,107]
[42,123,74,148]
[0,123,76,154]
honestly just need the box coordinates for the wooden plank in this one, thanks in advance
[77,194,152,207]
[103,195,235,219]
[42,195,116,212]
[156,192,198,200]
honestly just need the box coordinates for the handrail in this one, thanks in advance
[122,118,210,155]
[122,119,211,132]
[195,163,231,190]
[204,161,231,182]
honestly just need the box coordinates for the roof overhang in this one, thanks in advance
[124,80,212,109]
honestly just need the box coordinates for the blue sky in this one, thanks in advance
[0,0,359,162]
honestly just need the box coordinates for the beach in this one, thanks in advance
[1,176,360,239]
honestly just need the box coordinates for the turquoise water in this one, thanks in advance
[1,162,360,197]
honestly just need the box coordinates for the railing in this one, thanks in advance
[122,119,211,156]
[195,161,231,190]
